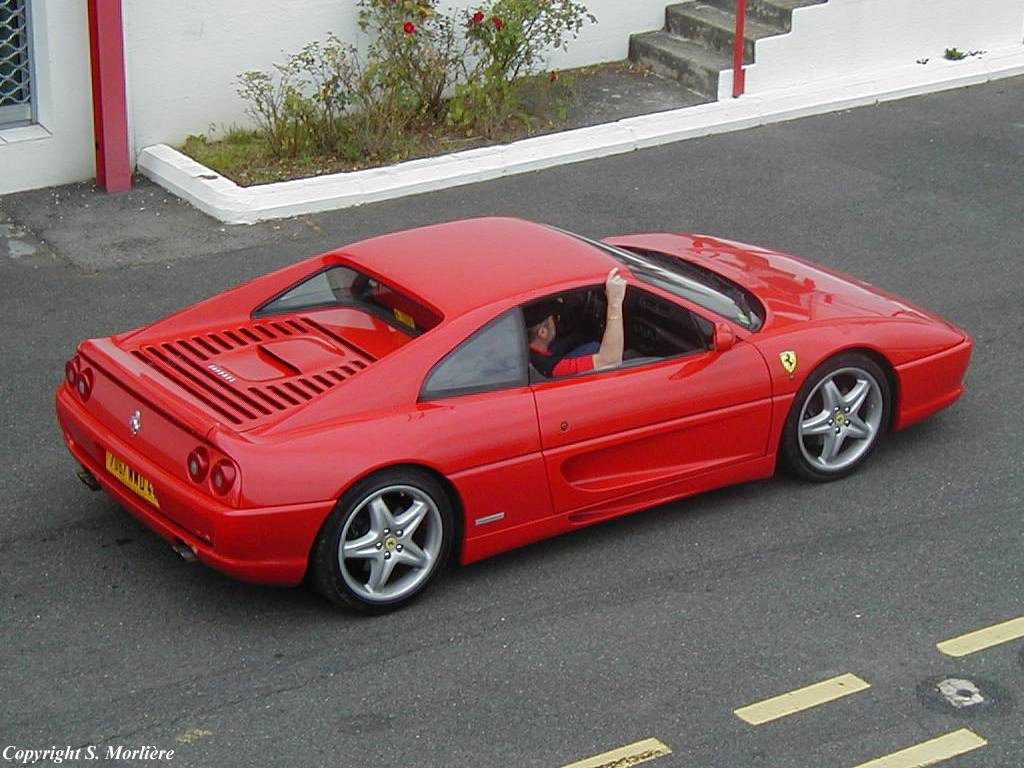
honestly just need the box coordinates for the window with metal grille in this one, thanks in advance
[0,0,34,126]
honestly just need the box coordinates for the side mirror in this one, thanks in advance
[714,322,736,353]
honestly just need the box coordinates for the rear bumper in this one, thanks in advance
[893,338,973,431]
[56,387,332,585]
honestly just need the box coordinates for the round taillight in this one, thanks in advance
[187,447,209,483]
[65,360,79,386]
[76,368,93,400]
[210,460,236,495]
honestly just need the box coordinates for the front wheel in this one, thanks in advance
[311,469,454,613]
[781,353,891,481]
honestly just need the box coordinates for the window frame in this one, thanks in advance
[526,281,718,384]
[419,276,727,401]
[0,0,37,128]
[552,227,765,332]
[419,309,529,401]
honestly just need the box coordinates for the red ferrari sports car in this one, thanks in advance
[57,218,972,611]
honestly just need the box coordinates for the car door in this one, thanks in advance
[418,309,553,538]
[531,296,773,517]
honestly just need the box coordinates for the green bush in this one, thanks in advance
[236,33,358,157]
[233,1,595,161]
[452,0,595,136]
[358,0,467,121]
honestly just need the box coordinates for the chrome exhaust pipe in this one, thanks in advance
[77,468,101,491]
[171,541,198,563]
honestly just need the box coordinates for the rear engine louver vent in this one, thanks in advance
[130,317,374,425]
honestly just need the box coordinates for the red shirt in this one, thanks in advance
[530,346,595,377]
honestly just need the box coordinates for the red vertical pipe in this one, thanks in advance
[732,0,747,98]
[87,0,132,192]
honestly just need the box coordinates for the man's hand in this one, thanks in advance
[605,267,626,311]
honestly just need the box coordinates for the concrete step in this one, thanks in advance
[628,31,733,98]
[703,0,827,33]
[666,1,783,62]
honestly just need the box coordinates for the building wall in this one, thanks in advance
[0,0,95,195]
[3,0,668,194]
[2,0,1022,194]
[122,0,350,156]
[745,0,1024,93]
[122,0,669,153]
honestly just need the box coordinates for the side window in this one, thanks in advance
[628,288,714,359]
[521,284,716,380]
[421,310,527,399]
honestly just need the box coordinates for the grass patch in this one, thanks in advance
[179,63,644,187]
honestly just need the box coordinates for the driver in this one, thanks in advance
[526,268,627,377]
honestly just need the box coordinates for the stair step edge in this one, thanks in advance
[630,31,735,71]
[667,2,786,39]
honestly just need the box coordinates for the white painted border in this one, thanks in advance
[139,46,1024,225]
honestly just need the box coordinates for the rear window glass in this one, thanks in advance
[255,266,442,335]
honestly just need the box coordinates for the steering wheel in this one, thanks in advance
[580,289,607,329]
[554,289,607,337]
[554,293,584,335]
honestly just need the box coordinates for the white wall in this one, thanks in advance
[7,0,664,194]
[4,0,1023,194]
[123,0,355,154]
[546,1,668,68]
[745,0,1024,94]
[123,0,670,152]
[0,0,95,195]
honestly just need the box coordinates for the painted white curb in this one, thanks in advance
[139,46,1024,225]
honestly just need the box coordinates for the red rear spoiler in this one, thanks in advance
[81,337,223,442]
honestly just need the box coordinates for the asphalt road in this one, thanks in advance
[2,77,1023,768]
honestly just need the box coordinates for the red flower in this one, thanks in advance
[550,70,559,82]
[492,16,504,30]
[403,20,417,34]
[471,10,485,25]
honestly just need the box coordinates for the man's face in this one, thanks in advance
[541,315,556,341]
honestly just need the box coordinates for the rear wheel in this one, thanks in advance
[311,468,453,612]
[781,353,891,481]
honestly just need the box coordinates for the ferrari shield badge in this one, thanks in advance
[779,350,798,374]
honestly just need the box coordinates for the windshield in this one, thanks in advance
[567,233,764,331]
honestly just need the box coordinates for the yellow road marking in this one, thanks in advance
[175,728,213,744]
[734,673,870,725]
[560,738,671,768]
[851,728,986,768]
[937,615,1024,657]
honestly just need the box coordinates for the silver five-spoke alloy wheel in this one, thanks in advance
[338,484,444,604]
[798,366,884,473]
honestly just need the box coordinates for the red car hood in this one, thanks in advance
[605,233,953,333]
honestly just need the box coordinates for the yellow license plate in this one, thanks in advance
[393,308,416,329]
[105,451,160,508]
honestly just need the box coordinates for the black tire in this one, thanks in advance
[780,352,891,482]
[310,468,454,613]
